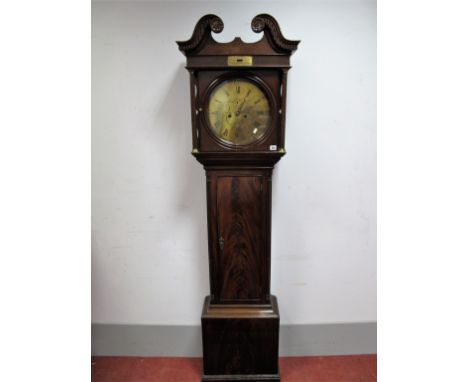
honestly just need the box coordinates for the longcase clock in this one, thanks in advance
[177,14,299,382]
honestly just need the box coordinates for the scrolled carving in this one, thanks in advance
[209,16,224,33]
[177,14,224,55]
[251,14,299,53]
[251,17,265,33]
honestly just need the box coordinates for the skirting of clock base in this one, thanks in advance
[201,295,280,382]
[201,374,280,381]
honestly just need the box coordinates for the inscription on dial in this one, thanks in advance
[207,79,271,145]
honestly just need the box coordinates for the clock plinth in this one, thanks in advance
[177,14,299,381]
[201,296,280,382]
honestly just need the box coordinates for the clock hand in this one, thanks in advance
[236,90,251,115]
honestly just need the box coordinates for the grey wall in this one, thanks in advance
[92,0,376,354]
[92,323,377,356]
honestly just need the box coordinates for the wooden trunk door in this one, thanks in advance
[207,171,271,304]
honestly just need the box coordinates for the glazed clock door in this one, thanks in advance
[206,78,272,146]
[208,171,271,304]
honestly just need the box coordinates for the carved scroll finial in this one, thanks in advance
[177,14,224,55]
[251,14,300,54]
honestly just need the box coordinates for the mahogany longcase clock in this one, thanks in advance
[177,14,299,382]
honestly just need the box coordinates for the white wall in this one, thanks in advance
[92,0,376,326]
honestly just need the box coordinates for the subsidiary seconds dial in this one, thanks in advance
[207,78,271,145]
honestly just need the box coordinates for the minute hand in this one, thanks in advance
[236,90,251,115]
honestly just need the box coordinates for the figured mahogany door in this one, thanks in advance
[206,170,272,304]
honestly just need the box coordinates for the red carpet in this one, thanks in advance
[92,355,376,382]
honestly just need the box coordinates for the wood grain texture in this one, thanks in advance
[206,169,272,304]
[202,296,280,380]
[217,176,262,301]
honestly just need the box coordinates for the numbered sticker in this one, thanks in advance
[269,145,277,151]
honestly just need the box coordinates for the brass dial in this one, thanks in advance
[207,78,271,145]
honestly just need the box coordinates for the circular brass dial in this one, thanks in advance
[207,78,271,145]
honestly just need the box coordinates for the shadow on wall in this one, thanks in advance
[153,62,209,323]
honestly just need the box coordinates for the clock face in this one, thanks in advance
[207,78,271,145]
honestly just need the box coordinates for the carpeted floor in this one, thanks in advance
[91,354,377,382]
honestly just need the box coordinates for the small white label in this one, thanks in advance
[269,145,277,151]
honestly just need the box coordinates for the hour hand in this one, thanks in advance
[236,91,251,115]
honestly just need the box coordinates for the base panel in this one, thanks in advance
[201,374,280,381]
[201,295,280,381]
